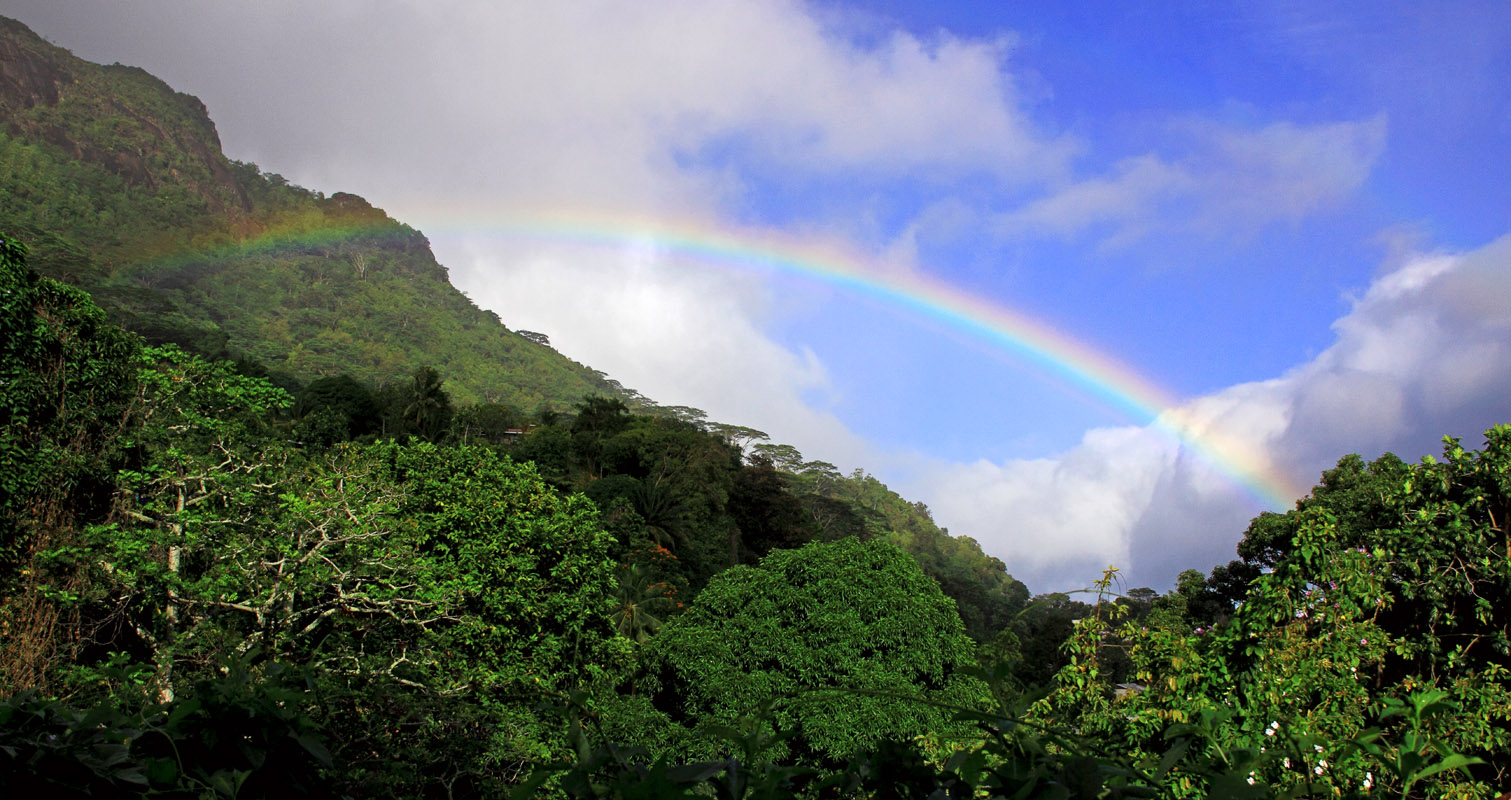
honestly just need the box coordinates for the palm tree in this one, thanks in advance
[632,482,689,551]
[403,366,451,439]
[607,564,675,643]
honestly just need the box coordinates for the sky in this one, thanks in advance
[8,0,1510,592]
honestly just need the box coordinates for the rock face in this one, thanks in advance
[0,20,67,113]
[0,17,249,212]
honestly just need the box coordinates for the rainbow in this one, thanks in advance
[153,206,1305,508]
[414,207,1304,509]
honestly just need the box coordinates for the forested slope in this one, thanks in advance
[0,12,1033,649]
[6,235,1507,796]
[0,16,616,408]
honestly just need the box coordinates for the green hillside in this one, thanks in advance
[0,12,1030,632]
[0,16,617,408]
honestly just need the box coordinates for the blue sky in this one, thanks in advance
[9,0,1510,591]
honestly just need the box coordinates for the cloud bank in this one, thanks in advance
[917,234,1511,592]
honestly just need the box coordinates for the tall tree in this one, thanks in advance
[401,365,452,440]
[0,233,140,693]
[647,538,984,764]
[293,373,379,444]
[101,344,294,702]
[607,563,675,643]
[728,459,817,563]
[571,396,631,480]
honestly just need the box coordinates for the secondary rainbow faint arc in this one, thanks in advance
[422,209,1303,509]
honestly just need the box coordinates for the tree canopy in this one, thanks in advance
[647,537,984,763]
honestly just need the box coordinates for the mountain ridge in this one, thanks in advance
[0,14,619,409]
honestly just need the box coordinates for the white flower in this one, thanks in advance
[1284,757,1291,768]
[1314,745,1324,753]
[1363,772,1374,790]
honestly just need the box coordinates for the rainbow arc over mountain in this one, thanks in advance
[212,207,1305,509]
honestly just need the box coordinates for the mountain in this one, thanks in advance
[0,16,617,408]
[0,14,1035,637]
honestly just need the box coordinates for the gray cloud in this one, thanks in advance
[7,0,1072,214]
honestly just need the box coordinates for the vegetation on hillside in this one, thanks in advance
[0,16,619,409]
[4,234,1508,798]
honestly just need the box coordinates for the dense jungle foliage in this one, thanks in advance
[2,15,1509,798]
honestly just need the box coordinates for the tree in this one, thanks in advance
[708,423,769,451]
[728,459,817,563]
[607,563,675,643]
[1033,429,1511,797]
[403,365,453,440]
[1008,592,1091,689]
[751,443,804,473]
[588,414,743,588]
[629,480,690,551]
[365,442,620,782]
[783,466,1031,645]
[98,344,294,702]
[0,233,140,693]
[451,401,522,445]
[517,330,551,347]
[646,538,984,764]
[293,374,379,444]
[1235,452,1409,570]
[571,396,631,480]
[106,438,621,793]
[649,405,708,429]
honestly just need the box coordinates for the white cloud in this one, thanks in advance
[456,235,883,473]
[1189,116,1387,226]
[996,116,1387,246]
[994,155,1189,245]
[878,197,985,269]
[912,234,1511,592]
